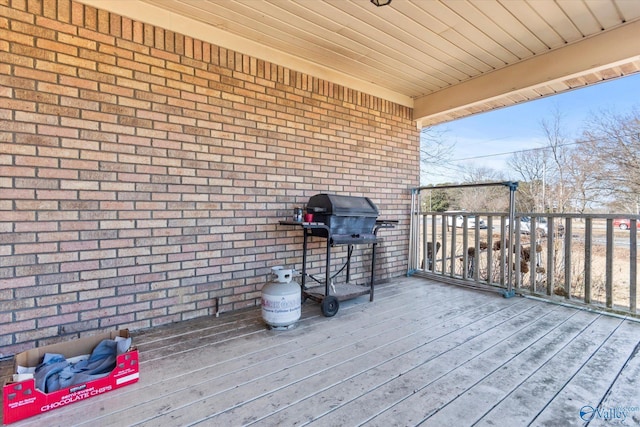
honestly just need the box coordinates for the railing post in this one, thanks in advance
[630,219,637,313]
[605,218,614,308]
[563,217,571,299]
[431,214,437,272]
[407,188,419,276]
[584,218,592,305]
[504,181,518,297]
[440,214,447,275]
[487,216,494,284]
[462,216,469,278]
[546,219,554,297]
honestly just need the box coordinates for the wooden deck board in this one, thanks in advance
[421,313,623,426]
[4,277,639,427]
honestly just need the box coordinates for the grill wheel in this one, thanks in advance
[321,295,339,317]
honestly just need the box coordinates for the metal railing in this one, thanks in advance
[408,187,639,317]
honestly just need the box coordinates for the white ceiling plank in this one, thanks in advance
[500,0,564,49]
[472,0,547,56]
[528,0,584,42]
[444,0,526,62]
[583,0,620,29]
[557,0,603,35]
[615,0,640,21]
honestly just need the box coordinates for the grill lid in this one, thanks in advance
[307,194,379,217]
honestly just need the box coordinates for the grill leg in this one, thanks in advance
[370,242,377,301]
[325,238,331,297]
[302,230,308,290]
[346,244,353,283]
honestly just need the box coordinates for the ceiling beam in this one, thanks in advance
[414,19,640,129]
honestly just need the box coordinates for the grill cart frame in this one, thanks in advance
[279,194,397,317]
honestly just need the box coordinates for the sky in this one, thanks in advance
[423,72,640,185]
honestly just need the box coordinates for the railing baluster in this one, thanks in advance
[606,218,614,308]
[462,217,468,278]
[564,218,572,299]
[630,219,637,313]
[529,224,536,292]
[515,219,522,289]
[546,217,554,296]
[487,216,493,284]
[422,214,427,271]
[474,221,480,283]
[449,217,456,278]
[431,214,437,272]
[500,217,506,286]
[441,214,447,276]
[584,218,592,305]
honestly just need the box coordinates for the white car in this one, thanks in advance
[506,216,564,237]
[445,211,487,229]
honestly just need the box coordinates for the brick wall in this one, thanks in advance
[0,0,419,355]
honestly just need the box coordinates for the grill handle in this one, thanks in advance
[309,207,326,213]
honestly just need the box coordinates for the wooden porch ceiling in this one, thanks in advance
[8,277,640,426]
[77,0,640,128]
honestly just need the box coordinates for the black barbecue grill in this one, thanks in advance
[306,193,379,244]
[279,193,397,317]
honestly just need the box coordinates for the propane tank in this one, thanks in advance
[261,266,301,330]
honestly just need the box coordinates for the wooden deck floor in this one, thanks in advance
[4,276,640,426]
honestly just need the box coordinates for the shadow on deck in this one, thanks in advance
[3,276,640,426]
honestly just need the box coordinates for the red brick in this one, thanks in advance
[3,319,37,337]
[38,167,78,180]
[36,15,77,34]
[35,59,77,76]
[70,1,83,25]
[0,27,32,45]
[60,260,99,272]
[0,276,35,288]
[0,188,35,200]
[59,159,98,171]
[37,211,80,222]
[10,43,56,61]
[77,27,115,45]
[15,242,58,254]
[37,125,79,139]
[60,117,99,130]
[10,20,56,39]
[15,221,57,232]
[35,189,77,200]
[14,111,59,125]
[0,165,35,177]
[0,119,36,134]
[79,306,117,321]
[78,190,116,200]
[14,200,58,210]
[37,37,78,56]
[60,180,99,190]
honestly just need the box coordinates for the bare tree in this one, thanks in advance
[419,126,455,184]
[507,148,548,212]
[540,105,573,213]
[578,106,640,213]
[564,148,605,213]
[456,164,509,212]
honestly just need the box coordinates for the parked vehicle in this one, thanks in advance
[445,211,487,229]
[506,216,564,238]
[613,218,640,230]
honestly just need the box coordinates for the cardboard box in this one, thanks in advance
[2,330,139,424]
